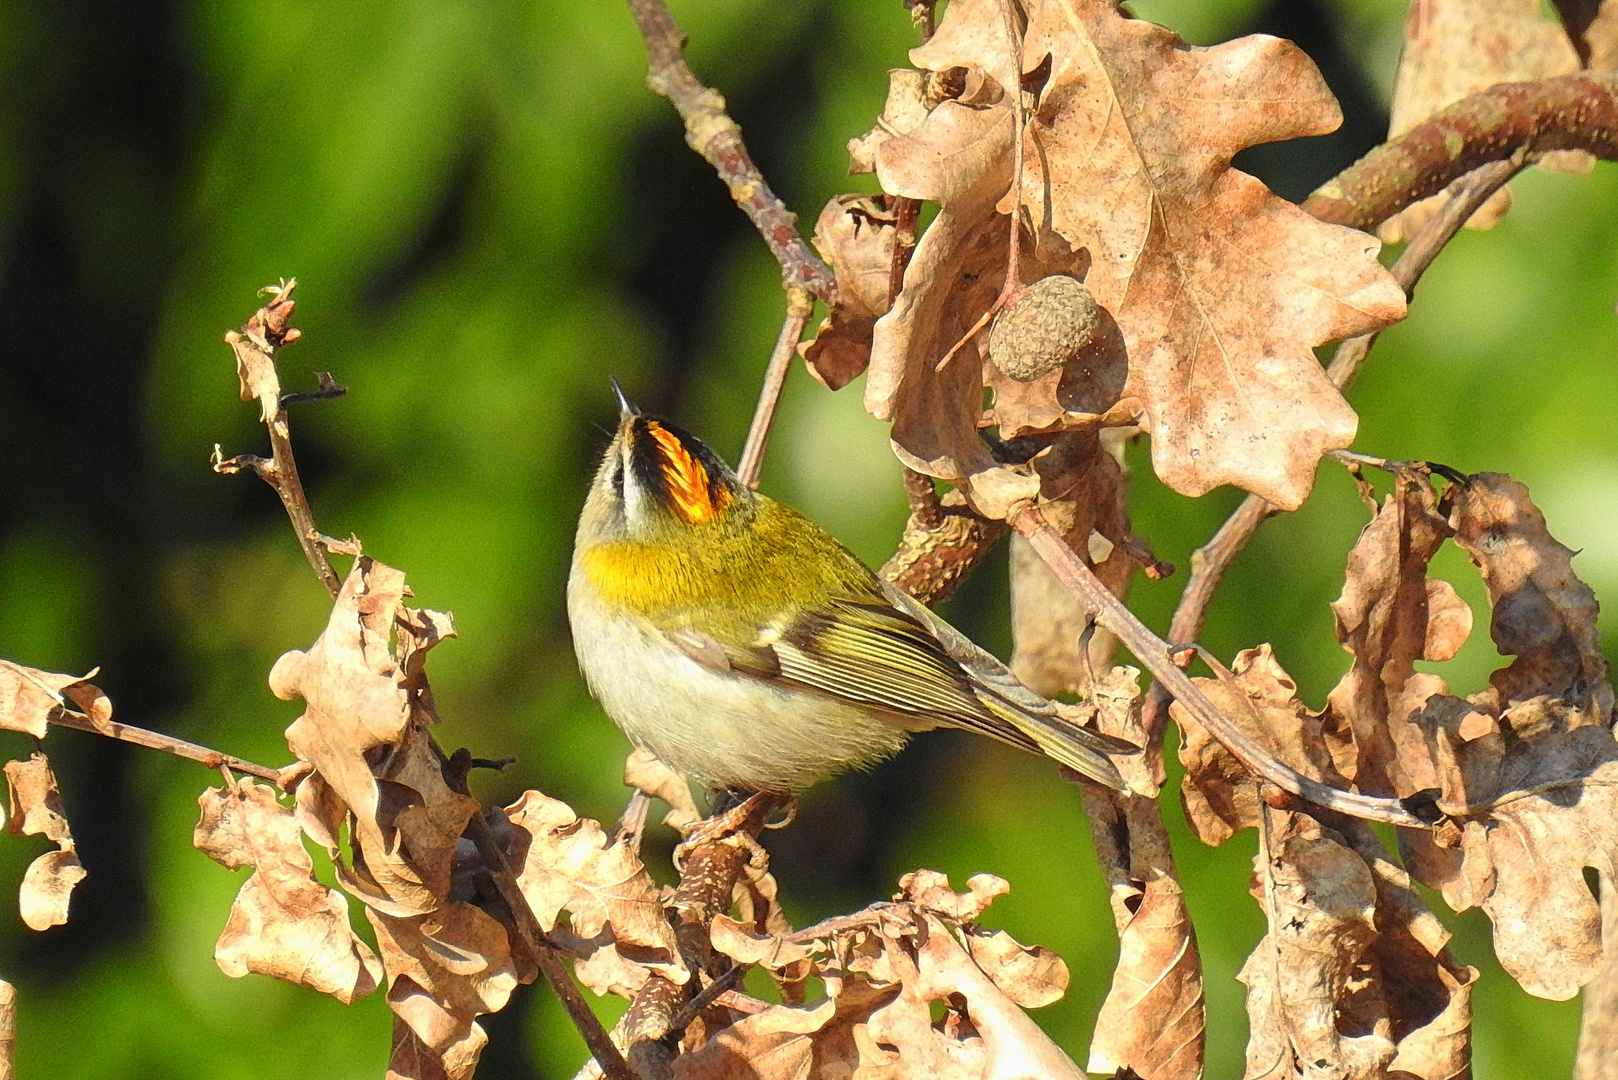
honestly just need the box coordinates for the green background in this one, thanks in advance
[0,0,1612,1075]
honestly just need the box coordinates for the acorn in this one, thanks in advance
[987,275,1101,382]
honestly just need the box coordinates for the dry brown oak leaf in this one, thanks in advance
[504,789,686,999]
[864,0,1405,515]
[1393,475,1617,1000]
[270,556,478,919]
[0,659,108,740]
[194,777,382,1003]
[370,900,523,1080]
[1241,812,1474,1080]
[4,753,85,931]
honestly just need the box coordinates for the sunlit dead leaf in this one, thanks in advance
[0,661,107,739]
[4,754,84,931]
[0,977,13,1080]
[1326,476,1463,797]
[370,903,517,1080]
[1241,815,1393,1079]
[623,748,701,833]
[1087,873,1203,1080]
[801,195,897,390]
[1016,0,1405,508]
[194,778,382,1003]
[505,790,685,994]
[274,557,478,917]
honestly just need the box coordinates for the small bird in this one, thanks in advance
[567,383,1127,796]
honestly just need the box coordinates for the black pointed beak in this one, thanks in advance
[609,377,638,422]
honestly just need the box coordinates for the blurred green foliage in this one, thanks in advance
[0,0,1612,1076]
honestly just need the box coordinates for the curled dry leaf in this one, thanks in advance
[0,660,107,739]
[1451,472,1612,731]
[1325,476,1466,798]
[4,753,85,931]
[193,778,382,1004]
[370,902,519,1080]
[1082,779,1205,1080]
[801,195,898,391]
[622,747,701,833]
[505,790,685,996]
[1087,873,1202,1080]
[1242,812,1476,1080]
[961,926,1067,1010]
[273,556,478,917]
[1380,0,1591,243]
[900,869,1009,923]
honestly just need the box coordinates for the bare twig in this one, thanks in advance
[736,287,814,490]
[213,280,343,598]
[624,0,835,303]
[461,811,640,1080]
[45,709,282,783]
[887,197,922,305]
[1010,503,1429,828]
[620,795,784,1078]
[1140,157,1524,744]
[1303,74,1618,232]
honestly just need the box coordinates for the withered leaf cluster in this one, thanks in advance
[0,662,107,930]
[806,0,1406,518]
[1173,471,1614,1076]
[677,870,1086,1079]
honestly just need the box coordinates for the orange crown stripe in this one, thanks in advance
[646,422,721,523]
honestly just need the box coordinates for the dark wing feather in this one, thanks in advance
[668,586,1124,788]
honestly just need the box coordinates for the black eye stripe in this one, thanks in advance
[628,419,667,500]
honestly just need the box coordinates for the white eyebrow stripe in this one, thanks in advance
[620,438,646,525]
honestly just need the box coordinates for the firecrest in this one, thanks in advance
[567,383,1127,795]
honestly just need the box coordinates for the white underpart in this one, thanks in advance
[567,569,908,791]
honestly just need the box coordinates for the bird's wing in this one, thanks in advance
[668,579,1128,790]
[668,590,1031,739]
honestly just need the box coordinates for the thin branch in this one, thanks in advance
[625,0,835,303]
[46,709,284,783]
[1010,503,1429,828]
[1140,157,1524,744]
[1303,74,1618,232]
[736,287,814,490]
[213,280,343,598]
[461,811,640,1080]
[619,795,784,1078]
[887,197,922,305]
